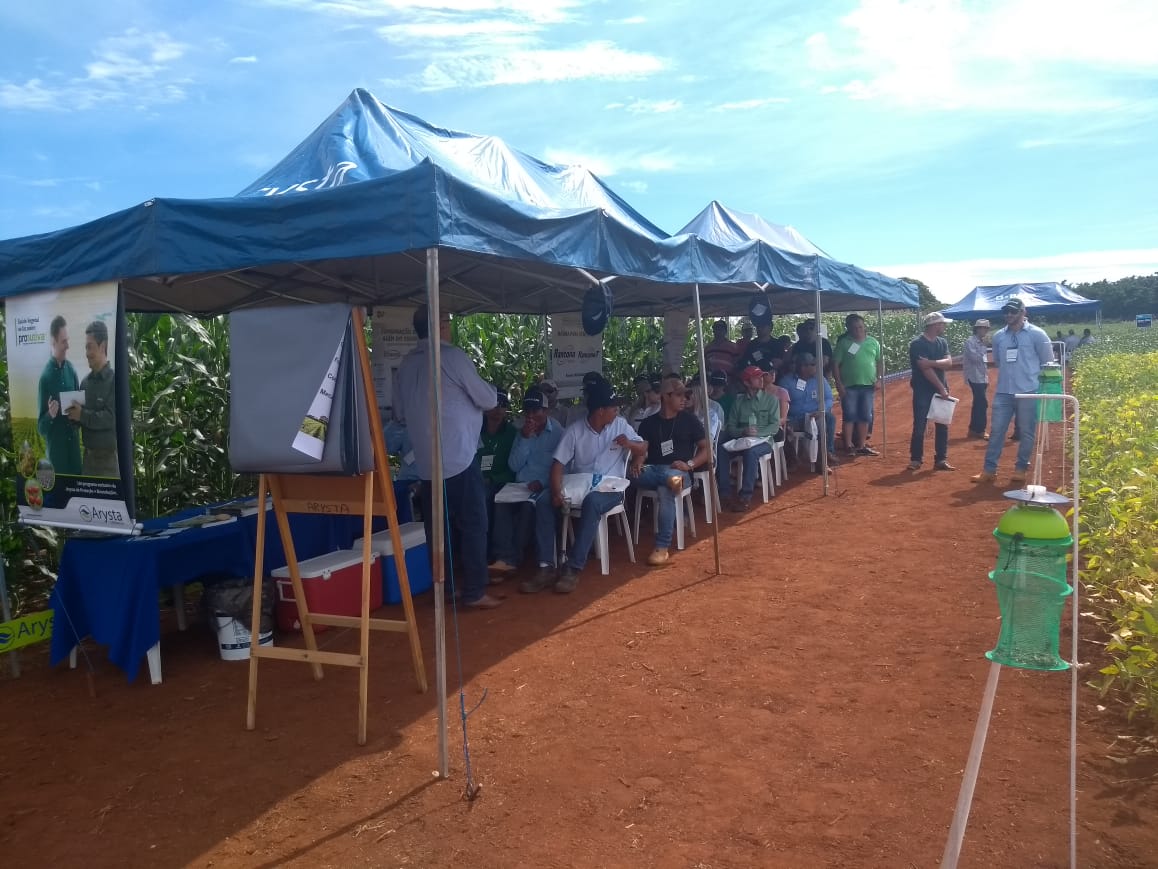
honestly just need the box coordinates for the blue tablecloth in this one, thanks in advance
[48,493,410,681]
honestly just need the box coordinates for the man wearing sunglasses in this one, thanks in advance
[972,298,1054,485]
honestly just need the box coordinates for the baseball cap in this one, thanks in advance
[539,379,558,394]
[495,389,510,408]
[740,365,764,382]
[973,318,991,329]
[581,370,606,390]
[708,370,728,386]
[586,380,620,410]
[1001,298,1027,313]
[923,312,949,326]
[522,386,545,410]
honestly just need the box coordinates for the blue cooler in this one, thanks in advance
[352,522,432,603]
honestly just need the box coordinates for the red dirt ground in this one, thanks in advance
[2,373,1157,869]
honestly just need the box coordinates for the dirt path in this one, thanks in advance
[2,372,1155,868]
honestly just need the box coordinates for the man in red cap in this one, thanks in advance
[719,365,779,511]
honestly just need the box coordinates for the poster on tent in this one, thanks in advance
[549,313,602,399]
[4,282,136,533]
[371,306,418,416]
[663,311,690,375]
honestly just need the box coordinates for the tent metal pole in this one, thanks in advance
[692,284,721,575]
[877,301,887,452]
[426,248,449,780]
[814,289,829,496]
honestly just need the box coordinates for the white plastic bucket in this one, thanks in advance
[928,394,959,425]
[213,613,272,661]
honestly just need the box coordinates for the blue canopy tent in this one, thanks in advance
[0,89,916,766]
[940,283,1101,321]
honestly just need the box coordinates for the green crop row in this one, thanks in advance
[1072,339,1158,722]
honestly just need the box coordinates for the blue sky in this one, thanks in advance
[2,0,1157,304]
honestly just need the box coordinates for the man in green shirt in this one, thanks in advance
[37,315,82,475]
[478,392,517,568]
[66,319,119,478]
[832,314,883,456]
[719,365,780,512]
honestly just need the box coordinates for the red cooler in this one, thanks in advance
[272,550,383,633]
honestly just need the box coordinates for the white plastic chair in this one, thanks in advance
[632,482,697,550]
[559,457,636,575]
[693,469,722,524]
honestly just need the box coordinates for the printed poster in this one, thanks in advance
[549,313,602,399]
[292,333,345,460]
[371,306,418,416]
[4,282,135,533]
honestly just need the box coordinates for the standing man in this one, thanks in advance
[719,365,779,512]
[633,375,710,567]
[704,320,741,376]
[972,299,1054,485]
[832,314,883,456]
[907,312,955,472]
[962,319,991,439]
[37,315,82,475]
[65,320,118,477]
[395,305,502,609]
[521,381,647,594]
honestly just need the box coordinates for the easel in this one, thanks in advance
[245,307,427,745]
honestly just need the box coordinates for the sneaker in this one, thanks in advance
[730,496,751,513]
[934,460,956,471]
[554,565,580,594]
[463,593,503,610]
[826,453,841,468]
[647,548,670,567]
[519,566,557,594]
[907,460,922,471]
[971,471,996,483]
[1010,469,1028,484]
[857,446,881,457]
[488,560,517,574]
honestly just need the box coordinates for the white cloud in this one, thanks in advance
[229,55,259,64]
[619,180,648,193]
[409,41,665,90]
[618,98,682,115]
[807,0,1158,114]
[710,97,791,112]
[541,146,681,177]
[873,248,1158,304]
[0,29,189,111]
[262,0,579,25]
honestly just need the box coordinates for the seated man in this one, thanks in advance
[521,381,647,595]
[760,367,789,443]
[490,387,563,575]
[785,353,839,468]
[718,365,780,512]
[627,376,661,430]
[633,375,710,566]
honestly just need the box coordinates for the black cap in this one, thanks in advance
[708,370,728,386]
[495,389,510,408]
[522,386,545,410]
[1001,298,1027,313]
[582,370,606,389]
[586,381,620,410]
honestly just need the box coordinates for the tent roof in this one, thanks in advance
[940,282,1101,320]
[0,89,916,315]
[677,201,829,257]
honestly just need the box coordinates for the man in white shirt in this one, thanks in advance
[395,306,502,609]
[521,380,647,595]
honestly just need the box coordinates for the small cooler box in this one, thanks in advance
[352,521,433,604]
[272,550,383,633]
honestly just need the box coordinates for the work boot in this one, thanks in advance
[554,565,580,594]
[647,548,670,567]
[519,566,557,594]
[971,471,996,483]
[1010,469,1028,484]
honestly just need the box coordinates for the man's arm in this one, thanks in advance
[549,460,565,507]
[36,368,53,439]
[80,373,116,431]
[447,347,499,412]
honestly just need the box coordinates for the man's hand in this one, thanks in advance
[628,459,643,478]
[47,398,59,419]
[65,404,82,422]
[552,489,565,508]
[527,481,543,494]
[521,417,542,438]
[671,460,692,473]
[744,426,757,436]
[836,384,846,399]
[613,434,631,448]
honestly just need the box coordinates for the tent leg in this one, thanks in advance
[692,284,721,576]
[813,289,829,496]
[877,301,887,452]
[426,248,449,781]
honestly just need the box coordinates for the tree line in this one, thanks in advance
[1071,272,1158,321]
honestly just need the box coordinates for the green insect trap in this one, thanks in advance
[985,498,1073,671]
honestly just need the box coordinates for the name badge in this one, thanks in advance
[795,378,806,391]
[847,342,861,355]
[480,455,494,471]
[403,450,415,465]
[1005,348,1019,363]
[809,389,817,400]
[752,350,763,361]
[660,439,674,456]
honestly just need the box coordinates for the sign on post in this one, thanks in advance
[1137,314,1152,329]
[0,610,53,654]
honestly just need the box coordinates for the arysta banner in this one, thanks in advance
[4,282,136,533]
[371,306,418,416]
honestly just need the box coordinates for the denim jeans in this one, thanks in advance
[420,464,489,604]
[983,393,1039,473]
[717,439,772,498]
[788,411,837,455]
[968,380,988,435]
[491,499,535,566]
[634,465,692,549]
[910,389,948,464]
[555,490,624,571]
